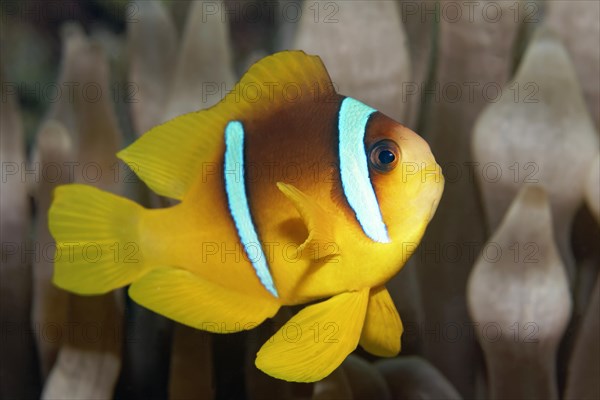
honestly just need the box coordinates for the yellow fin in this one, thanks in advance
[276,182,340,260]
[359,286,403,357]
[117,110,228,199]
[118,51,335,200]
[255,288,369,382]
[129,267,280,333]
[48,184,148,294]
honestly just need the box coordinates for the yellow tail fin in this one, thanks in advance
[49,184,148,294]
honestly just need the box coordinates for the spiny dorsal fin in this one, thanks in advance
[118,51,335,200]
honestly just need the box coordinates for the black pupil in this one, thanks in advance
[378,149,395,165]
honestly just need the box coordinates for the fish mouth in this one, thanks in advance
[426,168,444,222]
[428,194,441,222]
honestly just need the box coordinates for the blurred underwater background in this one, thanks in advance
[1,0,599,399]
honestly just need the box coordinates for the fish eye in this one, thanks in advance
[369,139,400,173]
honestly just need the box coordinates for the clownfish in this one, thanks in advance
[49,51,444,382]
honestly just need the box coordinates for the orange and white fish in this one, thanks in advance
[49,51,444,382]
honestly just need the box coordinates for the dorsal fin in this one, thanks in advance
[118,51,335,200]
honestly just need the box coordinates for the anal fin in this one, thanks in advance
[129,267,280,333]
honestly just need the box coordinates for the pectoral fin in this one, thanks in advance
[129,267,280,333]
[359,286,403,357]
[276,182,340,260]
[255,288,369,382]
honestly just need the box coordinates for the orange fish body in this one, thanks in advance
[49,51,444,382]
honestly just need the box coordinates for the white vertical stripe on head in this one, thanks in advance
[338,97,390,243]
